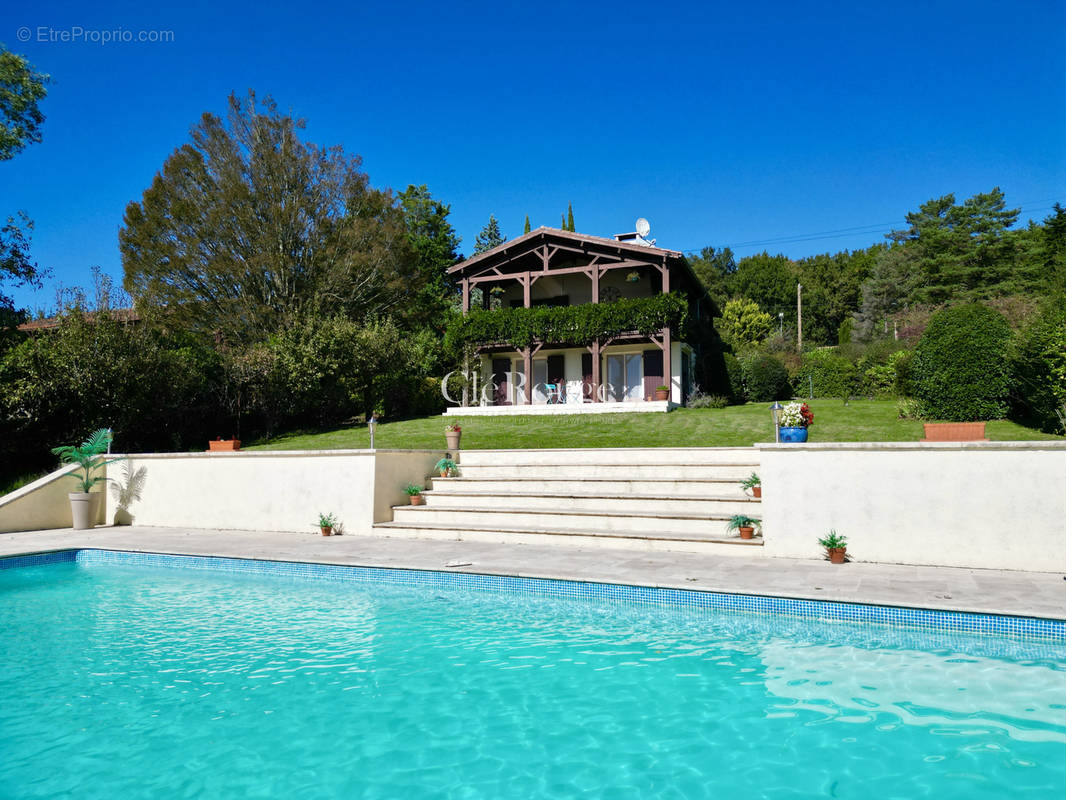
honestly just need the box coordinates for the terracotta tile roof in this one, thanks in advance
[16,308,141,332]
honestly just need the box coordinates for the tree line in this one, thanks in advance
[689,190,1066,432]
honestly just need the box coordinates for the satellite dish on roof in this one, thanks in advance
[635,218,651,238]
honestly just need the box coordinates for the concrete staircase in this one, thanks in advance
[373,448,763,554]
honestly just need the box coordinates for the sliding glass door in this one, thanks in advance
[605,353,642,402]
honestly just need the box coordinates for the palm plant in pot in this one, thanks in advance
[51,428,119,530]
[818,530,848,563]
[404,484,425,505]
[726,514,760,540]
[740,472,761,498]
[435,457,458,478]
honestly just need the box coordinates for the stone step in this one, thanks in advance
[390,505,759,537]
[372,520,764,555]
[421,490,760,516]
[450,463,757,480]
[428,477,752,498]
[455,447,759,467]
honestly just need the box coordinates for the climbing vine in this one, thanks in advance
[445,293,689,351]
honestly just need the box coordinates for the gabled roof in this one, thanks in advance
[448,226,685,275]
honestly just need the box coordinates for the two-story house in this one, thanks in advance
[446,225,711,413]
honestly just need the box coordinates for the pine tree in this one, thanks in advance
[566,203,575,232]
[473,214,505,255]
[852,246,919,341]
[560,213,566,230]
[523,215,530,234]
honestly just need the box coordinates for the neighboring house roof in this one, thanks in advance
[16,308,141,332]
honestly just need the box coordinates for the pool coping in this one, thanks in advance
[4,545,1065,645]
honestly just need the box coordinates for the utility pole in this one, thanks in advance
[796,282,803,352]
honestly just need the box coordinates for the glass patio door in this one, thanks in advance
[605,354,642,401]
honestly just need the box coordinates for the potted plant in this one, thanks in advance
[51,429,119,530]
[445,423,462,450]
[654,385,670,401]
[818,530,848,563]
[208,437,241,451]
[404,484,425,505]
[726,514,760,540]
[317,512,338,536]
[778,401,814,443]
[740,472,761,498]
[435,457,458,478]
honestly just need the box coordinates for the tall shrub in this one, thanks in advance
[1011,301,1066,433]
[911,303,1011,420]
[740,353,790,402]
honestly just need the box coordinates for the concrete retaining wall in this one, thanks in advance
[0,464,105,533]
[98,449,445,534]
[759,442,1066,572]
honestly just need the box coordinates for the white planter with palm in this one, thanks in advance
[51,429,119,530]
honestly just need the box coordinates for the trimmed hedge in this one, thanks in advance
[911,303,1012,421]
[791,350,859,398]
[445,293,688,351]
[741,353,790,402]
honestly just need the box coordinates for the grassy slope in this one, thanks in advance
[245,399,1063,452]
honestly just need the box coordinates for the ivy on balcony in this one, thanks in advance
[445,293,689,351]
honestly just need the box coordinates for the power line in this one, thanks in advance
[680,198,1063,255]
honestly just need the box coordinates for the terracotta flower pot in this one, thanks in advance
[828,547,846,564]
[321,526,333,537]
[208,439,241,451]
[654,390,669,401]
[738,526,754,540]
[445,431,461,450]
[752,486,762,498]
[410,495,425,506]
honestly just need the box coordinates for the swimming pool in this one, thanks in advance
[2,549,1065,798]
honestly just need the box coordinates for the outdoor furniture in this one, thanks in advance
[921,422,988,442]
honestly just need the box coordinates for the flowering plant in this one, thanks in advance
[778,402,814,428]
[445,423,462,433]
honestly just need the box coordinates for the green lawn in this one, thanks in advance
[246,399,1063,451]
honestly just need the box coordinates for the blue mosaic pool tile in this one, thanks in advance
[0,549,77,571]
[4,547,1064,645]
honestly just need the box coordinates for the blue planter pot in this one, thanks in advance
[779,426,809,443]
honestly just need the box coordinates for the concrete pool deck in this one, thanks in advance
[1,525,1064,621]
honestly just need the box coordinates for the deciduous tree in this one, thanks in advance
[0,46,48,161]
[120,91,414,343]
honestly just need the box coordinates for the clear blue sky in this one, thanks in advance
[3,0,1064,312]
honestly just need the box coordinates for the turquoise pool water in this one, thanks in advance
[2,559,1065,798]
